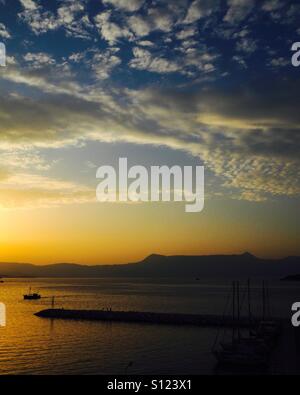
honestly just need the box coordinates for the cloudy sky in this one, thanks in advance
[0,0,299,264]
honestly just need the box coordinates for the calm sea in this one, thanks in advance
[0,277,298,375]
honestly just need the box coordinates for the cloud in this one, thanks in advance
[232,55,247,68]
[184,0,219,24]
[19,0,60,34]
[19,0,37,11]
[24,52,56,68]
[0,0,299,210]
[1,51,300,204]
[0,149,55,171]
[262,0,284,12]
[95,10,133,44]
[182,47,218,74]
[261,0,286,22]
[0,172,95,209]
[103,0,143,12]
[18,0,91,38]
[0,143,94,209]
[147,6,174,33]
[58,4,93,39]
[129,43,218,76]
[123,80,300,200]
[129,47,181,74]
[137,40,155,47]
[176,26,197,40]
[3,62,300,158]
[126,4,180,38]
[236,37,257,53]
[0,23,11,39]
[90,48,122,80]
[224,0,255,24]
[269,57,289,68]
[57,1,84,24]
[127,15,152,37]
[68,52,85,63]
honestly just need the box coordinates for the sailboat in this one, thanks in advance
[213,281,270,367]
[253,281,281,347]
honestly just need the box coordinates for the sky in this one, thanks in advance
[0,0,299,264]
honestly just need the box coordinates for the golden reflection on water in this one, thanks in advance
[0,278,217,374]
[0,278,297,374]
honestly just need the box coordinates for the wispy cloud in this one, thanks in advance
[130,47,181,73]
[1,0,299,207]
[95,10,133,44]
[1,56,300,203]
[103,0,144,12]
[224,0,255,24]
[90,48,122,80]
[183,0,219,24]
[0,172,95,209]
[18,0,91,38]
[0,22,11,39]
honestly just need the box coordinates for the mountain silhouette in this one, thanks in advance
[0,253,300,279]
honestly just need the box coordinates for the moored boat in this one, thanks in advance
[23,287,41,300]
[212,280,273,368]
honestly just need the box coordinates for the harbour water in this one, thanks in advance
[0,277,298,375]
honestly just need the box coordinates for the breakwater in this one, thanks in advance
[35,309,260,328]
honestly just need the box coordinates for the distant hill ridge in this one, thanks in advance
[1,253,300,279]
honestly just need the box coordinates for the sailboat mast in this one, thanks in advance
[232,281,235,343]
[265,281,270,319]
[262,280,266,321]
[248,279,251,335]
[237,281,240,340]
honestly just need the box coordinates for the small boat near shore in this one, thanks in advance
[24,287,41,300]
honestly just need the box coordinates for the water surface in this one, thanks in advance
[0,278,298,375]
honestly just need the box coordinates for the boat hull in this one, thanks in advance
[24,295,41,300]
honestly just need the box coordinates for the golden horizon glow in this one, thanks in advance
[0,197,299,265]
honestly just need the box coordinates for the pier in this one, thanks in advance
[35,308,261,328]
